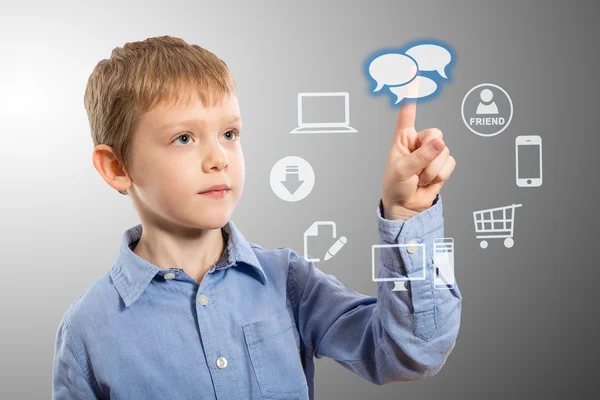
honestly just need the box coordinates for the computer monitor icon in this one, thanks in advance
[371,243,426,291]
[290,92,358,134]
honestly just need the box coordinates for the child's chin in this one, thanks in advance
[197,212,232,229]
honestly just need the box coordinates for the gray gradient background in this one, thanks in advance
[1,0,598,398]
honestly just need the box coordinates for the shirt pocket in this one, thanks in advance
[242,306,309,399]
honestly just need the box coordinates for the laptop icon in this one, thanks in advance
[290,92,357,134]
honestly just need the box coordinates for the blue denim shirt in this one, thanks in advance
[52,194,462,400]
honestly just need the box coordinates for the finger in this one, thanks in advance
[394,65,419,133]
[393,101,418,154]
[398,136,445,177]
[415,178,445,200]
[430,155,456,185]
[418,146,450,186]
[416,128,443,149]
[395,101,417,133]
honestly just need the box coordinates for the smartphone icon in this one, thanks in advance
[434,238,455,289]
[515,135,542,187]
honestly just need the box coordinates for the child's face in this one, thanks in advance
[126,90,244,230]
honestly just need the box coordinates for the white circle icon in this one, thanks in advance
[461,83,513,137]
[269,156,315,202]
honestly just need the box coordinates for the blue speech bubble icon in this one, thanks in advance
[364,40,456,107]
[405,44,452,79]
[388,76,438,104]
[368,53,418,92]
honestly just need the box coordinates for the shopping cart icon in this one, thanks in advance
[473,203,523,249]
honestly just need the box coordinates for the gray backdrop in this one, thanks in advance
[1,0,598,398]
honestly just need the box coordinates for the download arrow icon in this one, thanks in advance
[281,165,304,195]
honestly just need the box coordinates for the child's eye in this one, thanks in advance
[222,129,240,141]
[172,130,239,147]
[172,133,194,146]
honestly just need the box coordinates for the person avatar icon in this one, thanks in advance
[476,88,499,115]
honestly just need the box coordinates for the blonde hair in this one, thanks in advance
[84,35,237,195]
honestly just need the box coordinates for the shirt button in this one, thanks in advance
[216,356,227,369]
[164,272,175,280]
[198,294,209,305]
[406,239,420,254]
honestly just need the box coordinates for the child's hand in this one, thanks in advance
[381,100,456,220]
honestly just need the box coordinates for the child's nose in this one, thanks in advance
[202,144,228,171]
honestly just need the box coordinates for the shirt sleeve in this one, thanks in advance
[287,193,462,385]
[52,309,102,399]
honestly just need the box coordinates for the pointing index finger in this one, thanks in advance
[395,100,417,132]
[394,68,420,133]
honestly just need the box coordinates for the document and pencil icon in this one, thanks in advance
[303,221,348,263]
[324,236,347,260]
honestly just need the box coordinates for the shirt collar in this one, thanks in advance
[110,219,267,307]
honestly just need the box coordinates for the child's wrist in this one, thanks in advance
[382,200,421,220]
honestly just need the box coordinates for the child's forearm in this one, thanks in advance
[289,193,462,384]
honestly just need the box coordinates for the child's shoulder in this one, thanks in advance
[59,270,118,332]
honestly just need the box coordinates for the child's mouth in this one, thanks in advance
[198,189,230,199]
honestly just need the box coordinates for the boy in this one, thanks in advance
[52,35,461,399]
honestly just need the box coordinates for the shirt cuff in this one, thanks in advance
[376,193,444,275]
[375,193,457,341]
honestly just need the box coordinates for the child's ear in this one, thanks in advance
[92,145,131,193]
